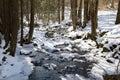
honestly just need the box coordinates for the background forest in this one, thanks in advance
[0,0,120,80]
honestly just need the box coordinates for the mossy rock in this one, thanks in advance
[102,47,110,52]
[98,43,104,48]
[65,22,72,26]
[112,51,119,59]
[45,31,54,38]
[100,31,108,37]
[109,44,117,52]
[105,41,108,44]
[112,44,117,49]
[103,74,120,80]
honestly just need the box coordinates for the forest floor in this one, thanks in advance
[0,9,120,80]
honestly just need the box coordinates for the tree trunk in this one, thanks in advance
[28,0,35,43]
[90,0,98,39]
[78,0,83,27]
[26,0,30,22]
[83,0,89,28]
[70,0,73,19]
[9,0,19,56]
[111,0,115,8]
[58,0,61,24]
[71,0,77,31]
[0,0,3,34]
[20,0,24,46]
[3,0,10,49]
[115,0,120,24]
[61,0,65,21]
[95,0,99,28]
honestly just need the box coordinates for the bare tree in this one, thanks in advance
[90,0,99,39]
[20,0,24,46]
[61,0,65,21]
[78,0,83,27]
[2,0,10,49]
[58,0,61,24]
[115,0,120,24]
[71,0,77,31]
[26,0,30,22]
[0,0,3,34]
[28,0,35,43]
[9,0,19,56]
[111,0,115,8]
[83,0,89,28]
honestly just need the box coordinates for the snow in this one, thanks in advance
[0,41,33,80]
[61,74,90,80]
[66,10,120,80]
[104,24,120,38]
[0,8,120,80]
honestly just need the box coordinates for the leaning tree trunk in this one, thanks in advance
[115,0,120,24]
[28,0,35,43]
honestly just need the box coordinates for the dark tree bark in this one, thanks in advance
[28,0,35,43]
[1,0,19,56]
[0,0,3,34]
[26,0,30,22]
[78,0,83,27]
[90,0,99,39]
[0,1,4,45]
[94,0,99,28]
[71,0,77,31]
[58,0,61,24]
[115,0,120,24]
[3,0,10,49]
[9,0,19,56]
[111,0,115,8]
[61,0,65,21]
[88,0,91,21]
[70,0,73,19]
[83,0,89,28]
[20,0,24,46]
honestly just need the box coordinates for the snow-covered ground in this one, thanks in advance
[0,42,33,80]
[0,9,120,80]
